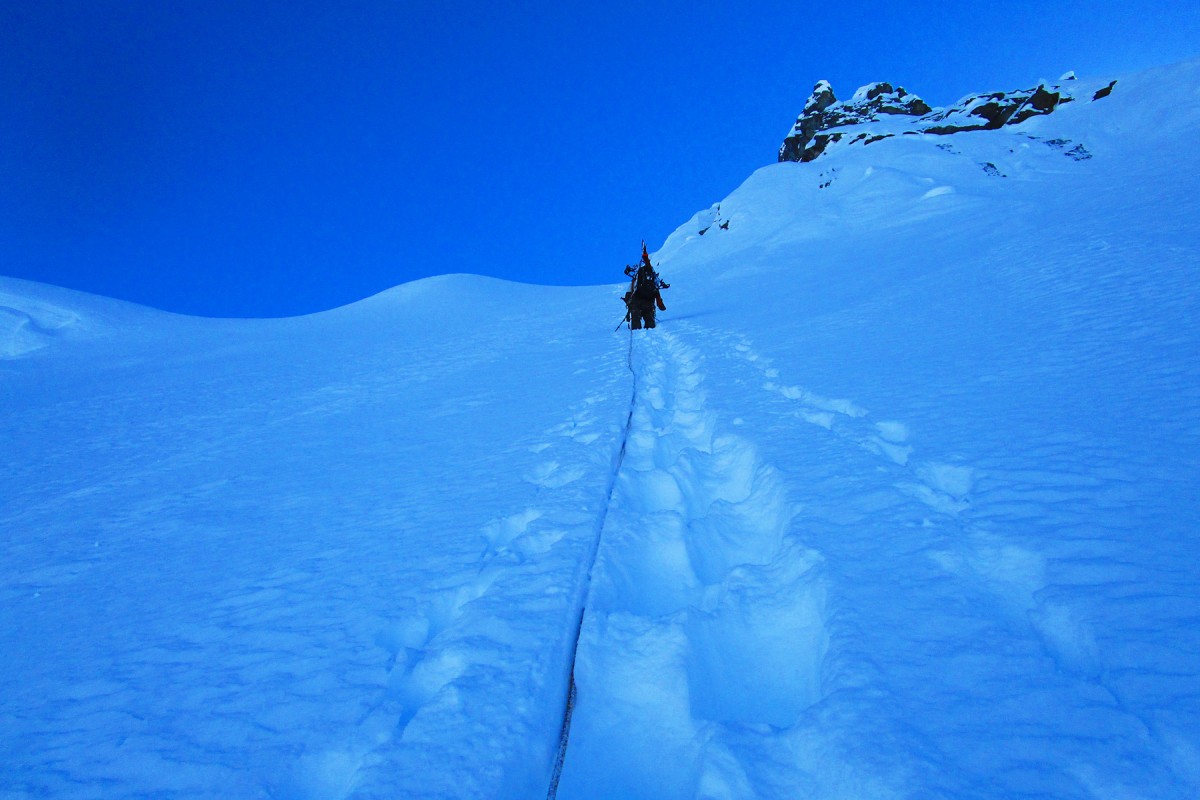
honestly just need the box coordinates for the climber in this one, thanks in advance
[621,244,668,330]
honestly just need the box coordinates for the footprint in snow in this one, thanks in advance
[764,381,868,419]
[524,460,586,489]
[866,420,914,465]
[931,536,1102,679]
[482,508,543,554]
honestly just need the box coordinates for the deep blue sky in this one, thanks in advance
[3,1,1198,317]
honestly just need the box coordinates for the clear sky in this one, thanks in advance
[3,0,1198,317]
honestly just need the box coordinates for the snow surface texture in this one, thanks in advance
[4,59,1200,798]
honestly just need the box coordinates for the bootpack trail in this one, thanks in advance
[548,313,1197,799]
[549,325,828,798]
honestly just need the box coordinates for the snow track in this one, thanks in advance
[329,373,634,800]
[695,325,1200,798]
[555,316,1200,799]
[555,330,828,798]
[547,329,638,798]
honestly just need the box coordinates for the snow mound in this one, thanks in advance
[0,292,81,358]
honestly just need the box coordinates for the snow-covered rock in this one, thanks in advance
[779,72,1117,163]
[780,80,932,162]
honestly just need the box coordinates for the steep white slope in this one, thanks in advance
[3,59,1199,800]
[558,60,1200,798]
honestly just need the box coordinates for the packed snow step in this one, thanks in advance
[556,331,828,798]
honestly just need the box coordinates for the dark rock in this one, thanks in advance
[779,80,930,162]
[865,82,894,100]
[804,80,838,114]
[924,123,974,135]
[778,74,1093,163]
[972,96,1019,128]
[1066,144,1092,160]
[779,81,838,161]
[778,138,804,162]
[800,133,843,162]
[923,83,1071,135]
[1010,86,1061,124]
[779,83,833,160]
[883,96,932,116]
[1093,80,1117,100]
[1030,86,1060,111]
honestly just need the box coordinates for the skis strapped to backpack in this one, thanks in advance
[616,241,669,330]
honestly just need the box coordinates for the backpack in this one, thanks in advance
[632,266,658,300]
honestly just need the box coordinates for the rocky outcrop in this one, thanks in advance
[922,84,1070,134]
[778,81,838,162]
[778,75,1117,163]
[779,81,930,162]
[1093,80,1117,100]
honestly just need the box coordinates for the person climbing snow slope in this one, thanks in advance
[621,243,668,330]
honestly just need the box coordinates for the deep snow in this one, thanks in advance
[3,60,1200,799]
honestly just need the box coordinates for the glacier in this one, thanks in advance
[3,59,1200,799]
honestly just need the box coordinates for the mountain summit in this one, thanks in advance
[779,72,1118,162]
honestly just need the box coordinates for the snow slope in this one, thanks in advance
[558,62,1200,799]
[4,59,1200,799]
[1,278,634,798]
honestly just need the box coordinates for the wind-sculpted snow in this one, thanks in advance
[0,288,82,358]
[4,58,1200,799]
